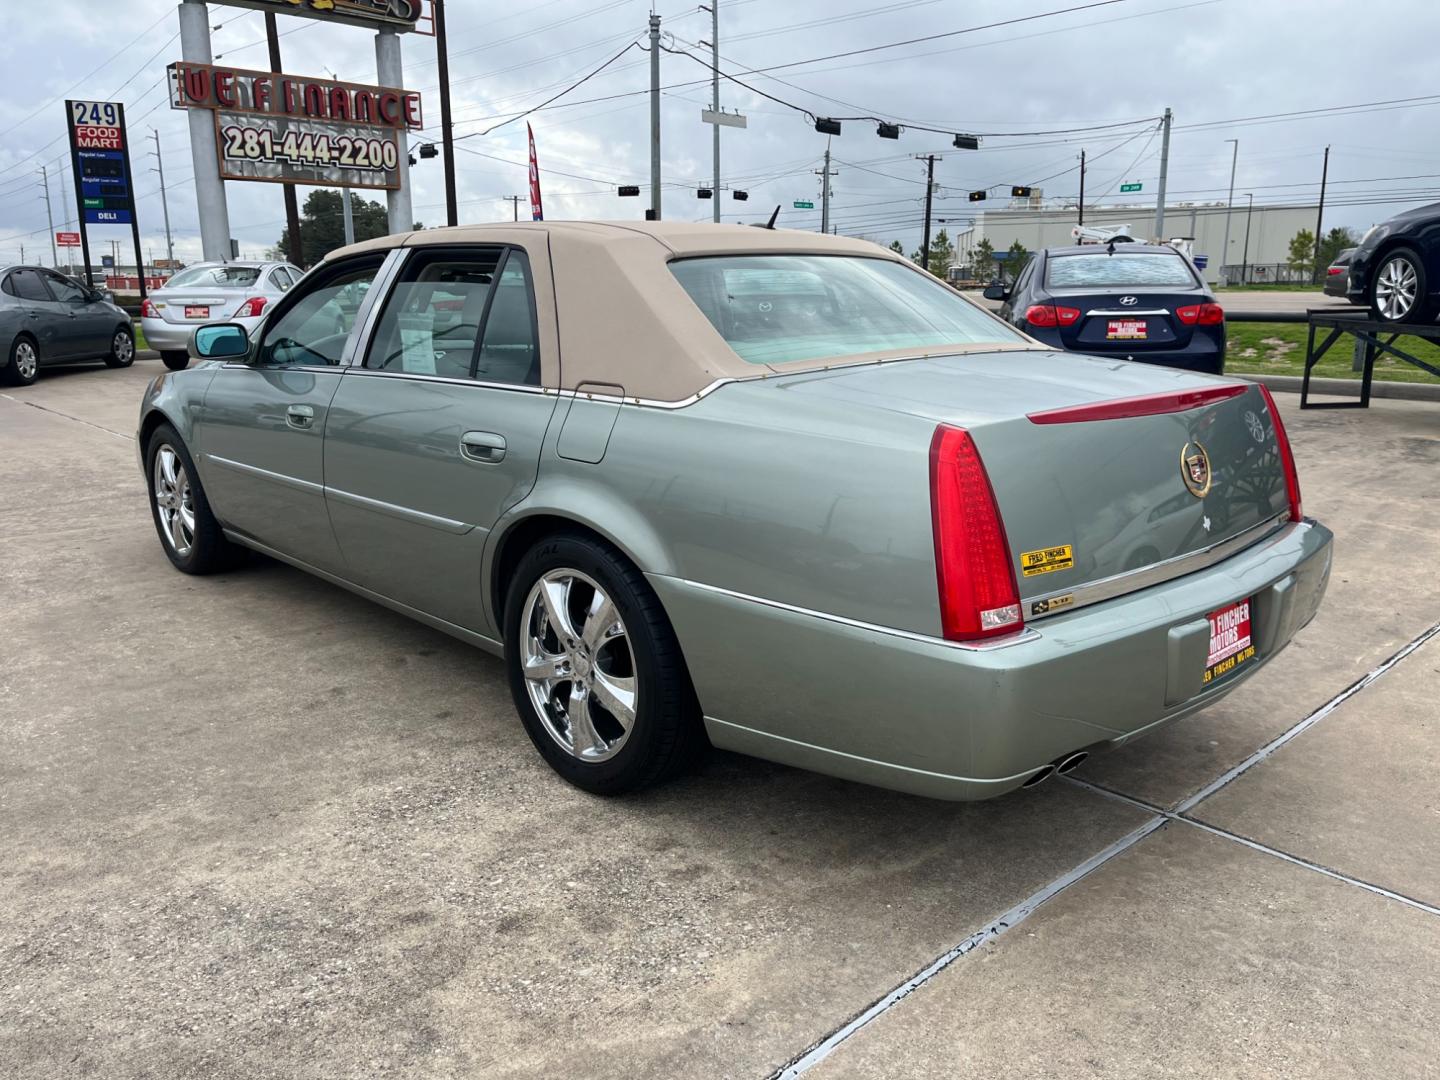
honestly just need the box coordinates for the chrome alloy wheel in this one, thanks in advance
[13,340,37,381]
[153,445,196,557]
[520,568,638,762]
[1375,255,1418,320]
[113,330,134,364]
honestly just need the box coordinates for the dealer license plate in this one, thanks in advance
[184,306,210,319]
[1106,318,1147,340]
[1203,598,1255,686]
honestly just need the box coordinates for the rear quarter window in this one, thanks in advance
[1046,252,1197,288]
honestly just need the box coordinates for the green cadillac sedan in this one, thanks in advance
[137,222,1332,800]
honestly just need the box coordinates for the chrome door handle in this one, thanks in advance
[286,403,316,429]
[460,430,506,463]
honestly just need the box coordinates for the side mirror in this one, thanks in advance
[192,323,250,360]
[982,284,1010,301]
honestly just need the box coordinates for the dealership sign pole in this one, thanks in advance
[65,99,145,297]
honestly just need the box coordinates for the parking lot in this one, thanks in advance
[2,359,1437,1079]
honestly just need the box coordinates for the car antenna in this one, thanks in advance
[751,205,781,230]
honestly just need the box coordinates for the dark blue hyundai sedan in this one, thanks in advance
[986,243,1225,374]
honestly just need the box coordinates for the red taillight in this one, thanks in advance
[1326,266,1344,276]
[140,299,158,318]
[929,425,1023,641]
[1257,385,1303,522]
[1176,303,1224,326]
[236,296,268,318]
[1027,384,1248,425]
[1024,304,1080,329]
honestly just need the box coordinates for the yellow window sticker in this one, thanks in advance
[1020,544,1074,577]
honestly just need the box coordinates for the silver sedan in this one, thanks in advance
[141,260,303,371]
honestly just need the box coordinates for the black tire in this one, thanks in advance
[144,423,242,575]
[503,532,706,795]
[3,334,40,387]
[1369,246,1429,324]
[104,325,135,368]
[161,350,190,371]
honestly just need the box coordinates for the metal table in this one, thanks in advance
[1302,310,1440,409]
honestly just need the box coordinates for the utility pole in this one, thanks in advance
[919,154,938,274]
[707,1,720,223]
[504,195,523,221]
[150,129,175,267]
[1153,107,1172,241]
[39,165,57,267]
[648,14,662,221]
[1077,149,1085,228]
[266,13,303,266]
[433,0,458,226]
[1311,145,1330,284]
[815,142,837,234]
[1240,193,1254,286]
[1221,138,1238,286]
[342,187,355,245]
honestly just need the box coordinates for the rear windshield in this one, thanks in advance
[164,265,262,289]
[670,255,1025,365]
[1045,252,1196,288]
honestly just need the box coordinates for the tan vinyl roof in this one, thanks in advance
[326,221,1033,401]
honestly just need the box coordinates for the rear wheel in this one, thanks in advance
[3,335,39,386]
[504,533,705,795]
[161,350,190,371]
[104,326,135,368]
[1370,247,1428,324]
[145,423,242,574]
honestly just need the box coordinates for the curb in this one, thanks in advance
[1233,372,1440,402]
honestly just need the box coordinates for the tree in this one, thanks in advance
[1317,226,1361,270]
[276,189,392,267]
[1286,229,1315,276]
[888,240,905,255]
[926,228,954,278]
[973,238,995,282]
[1004,239,1030,283]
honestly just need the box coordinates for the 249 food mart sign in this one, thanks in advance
[169,62,423,190]
[66,100,138,226]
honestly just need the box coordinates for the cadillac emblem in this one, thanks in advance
[1181,440,1212,497]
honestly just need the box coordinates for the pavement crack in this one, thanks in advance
[0,394,134,442]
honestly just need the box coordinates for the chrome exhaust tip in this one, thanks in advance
[1022,764,1056,788]
[1056,751,1089,775]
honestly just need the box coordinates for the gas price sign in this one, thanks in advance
[66,100,138,226]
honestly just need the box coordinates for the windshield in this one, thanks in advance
[670,255,1025,365]
[164,265,263,289]
[1045,252,1196,288]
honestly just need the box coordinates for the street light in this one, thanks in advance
[1220,139,1239,286]
[1240,193,1254,286]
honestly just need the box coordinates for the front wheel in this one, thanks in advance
[1370,247,1429,324]
[145,423,242,574]
[104,326,135,368]
[504,533,706,795]
[161,350,190,372]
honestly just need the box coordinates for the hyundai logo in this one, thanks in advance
[1119,295,1139,306]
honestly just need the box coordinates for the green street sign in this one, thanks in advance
[1120,182,1143,193]
[793,200,814,209]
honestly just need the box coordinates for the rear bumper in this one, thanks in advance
[141,316,263,353]
[651,517,1332,801]
[1026,327,1225,374]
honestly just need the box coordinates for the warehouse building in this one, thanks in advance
[950,201,1322,285]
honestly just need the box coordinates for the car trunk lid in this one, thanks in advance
[152,290,251,324]
[769,350,1290,601]
[1047,286,1204,352]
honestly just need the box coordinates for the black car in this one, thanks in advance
[984,243,1224,374]
[1323,248,1357,300]
[1347,201,1440,323]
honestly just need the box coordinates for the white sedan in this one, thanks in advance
[141,261,303,370]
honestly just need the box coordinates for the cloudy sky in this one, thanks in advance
[3,0,1440,266]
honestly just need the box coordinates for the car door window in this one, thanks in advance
[256,255,384,367]
[270,267,295,292]
[41,271,87,304]
[365,247,516,380]
[9,269,52,302]
[473,254,540,385]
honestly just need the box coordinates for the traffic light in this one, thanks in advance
[968,190,987,202]
[1011,186,1033,198]
[953,134,979,150]
[697,188,713,199]
[618,185,641,197]
[814,118,842,136]
[876,122,900,140]
[733,190,749,201]
[418,143,439,159]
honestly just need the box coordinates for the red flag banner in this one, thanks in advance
[527,123,544,222]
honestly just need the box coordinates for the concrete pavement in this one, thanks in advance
[2,359,1437,1079]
